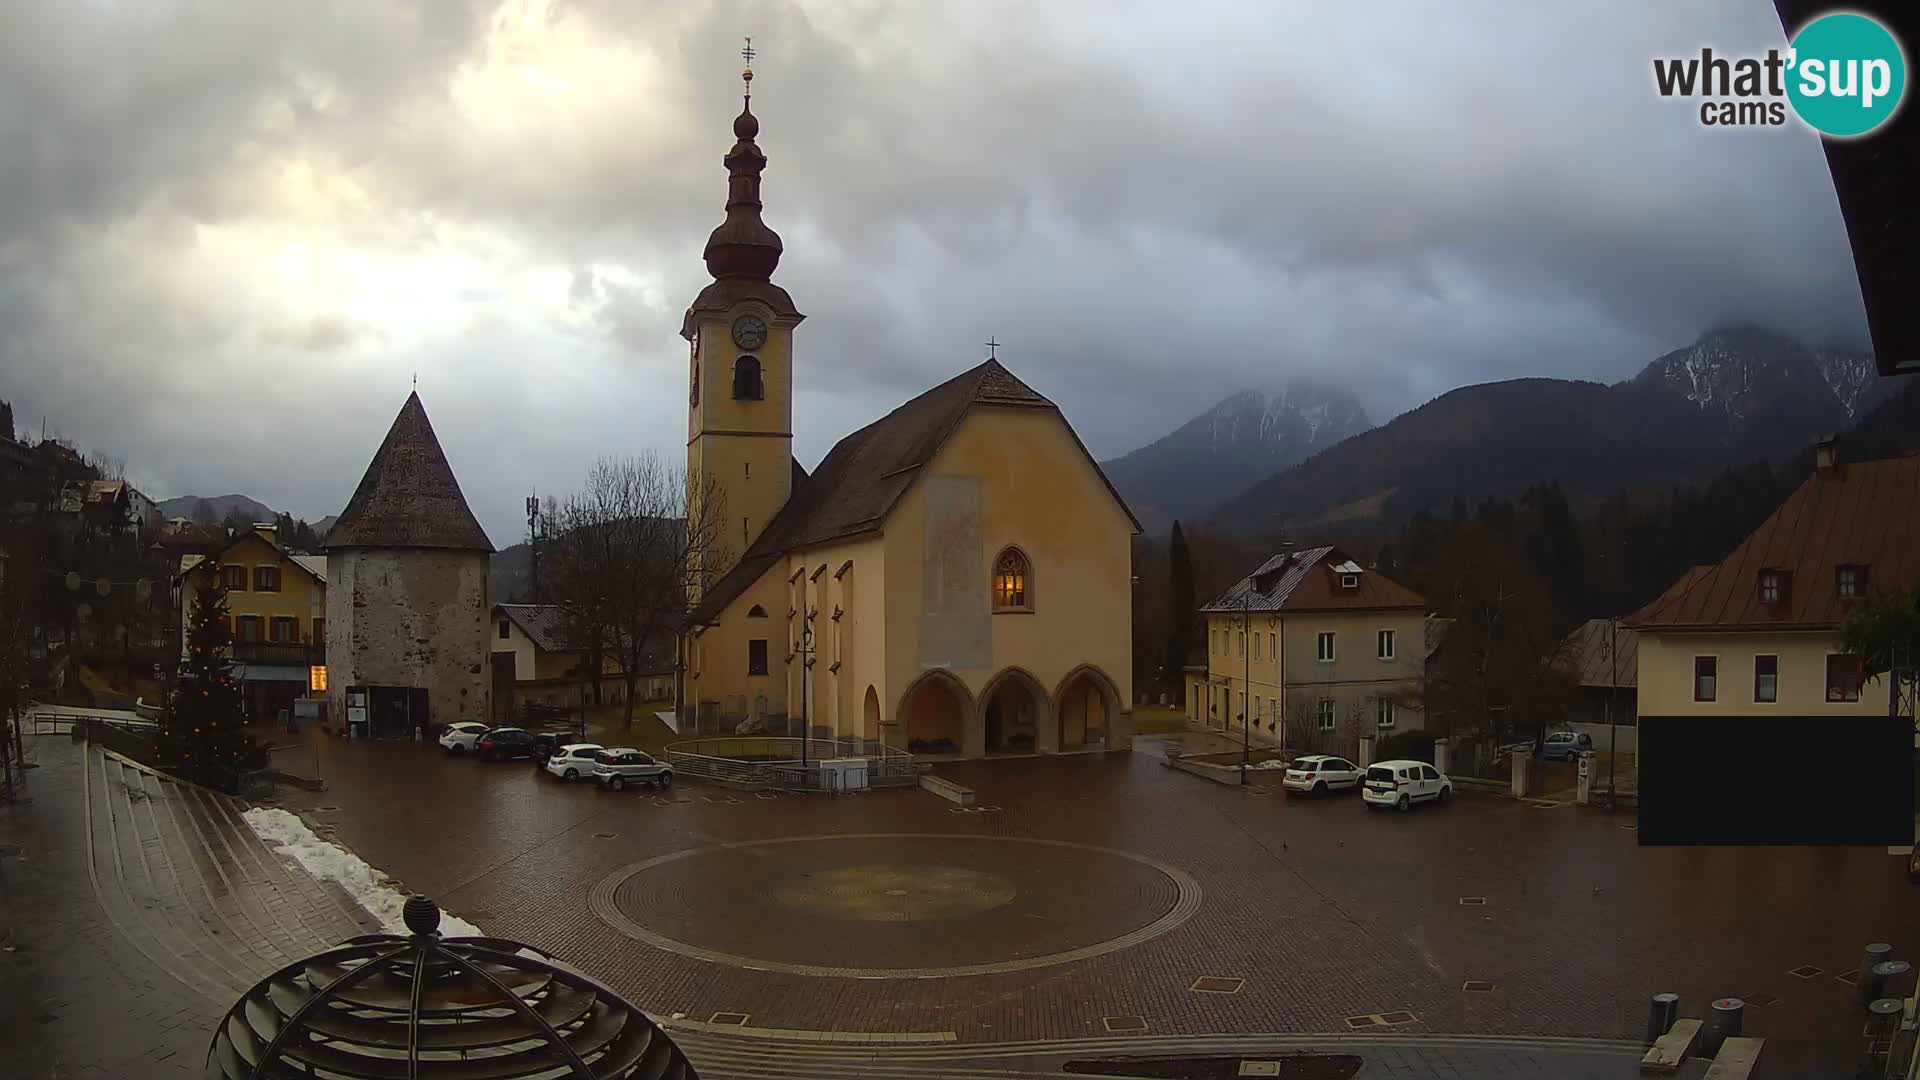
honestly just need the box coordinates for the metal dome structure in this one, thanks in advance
[207,895,697,1079]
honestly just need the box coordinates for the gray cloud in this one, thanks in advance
[0,0,1871,544]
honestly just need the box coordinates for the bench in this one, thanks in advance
[1640,1018,1700,1073]
[920,775,976,806]
[1701,1036,1764,1080]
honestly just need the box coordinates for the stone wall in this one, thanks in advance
[325,547,490,730]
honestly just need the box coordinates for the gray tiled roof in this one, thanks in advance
[1557,618,1638,689]
[498,604,574,653]
[325,392,493,553]
[690,358,1139,623]
[1200,546,1335,613]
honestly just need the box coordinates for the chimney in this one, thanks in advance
[1814,434,1838,471]
[253,522,278,546]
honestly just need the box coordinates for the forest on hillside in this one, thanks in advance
[1132,377,1920,706]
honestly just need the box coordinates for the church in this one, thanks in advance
[678,62,1140,760]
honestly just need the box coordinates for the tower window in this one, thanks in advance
[733,355,764,400]
[992,547,1031,611]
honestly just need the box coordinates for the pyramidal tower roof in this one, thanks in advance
[325,392,494,553]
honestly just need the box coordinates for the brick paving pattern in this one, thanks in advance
[6,726,1914,1078]
[262,726,1917,1078]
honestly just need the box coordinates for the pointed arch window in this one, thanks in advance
[992,547,1032,612]
[733,355,764,400]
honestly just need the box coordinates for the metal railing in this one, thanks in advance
[663,736,923,792]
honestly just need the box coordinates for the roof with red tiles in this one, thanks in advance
[1625,455,1920,631]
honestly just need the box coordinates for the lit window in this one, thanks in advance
[1377,629,1396,660]
[1693,656,1717,702]
[1316,631,1336,662]
[1316,699,1336,731]
[992,548,1030,610]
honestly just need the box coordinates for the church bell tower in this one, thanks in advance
[684,39,804,577]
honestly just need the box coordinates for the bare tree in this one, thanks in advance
[543,455,728,730]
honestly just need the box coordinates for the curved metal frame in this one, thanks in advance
[207,898,694,1079]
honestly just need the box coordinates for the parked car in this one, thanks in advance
[530,729,580,762]
[1281,755,1362,795]
[1361,759,1452,812]
[543,743,605,781]
[1539,730,1593,761]
[593,747,674,791]
[438,722,490,754]
[477,727,538,762]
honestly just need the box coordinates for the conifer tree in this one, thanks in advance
[160,568,251,785]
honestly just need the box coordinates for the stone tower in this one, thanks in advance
[683,58,804,584]
[323,392,493,735]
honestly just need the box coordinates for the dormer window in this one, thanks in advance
[1340,574,1360,590]
[1837,563,1867,599]
[1758,570,1785,606]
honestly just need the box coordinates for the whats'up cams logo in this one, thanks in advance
[1654,10,1907,137]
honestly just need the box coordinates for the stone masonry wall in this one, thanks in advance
[326,547,490,730]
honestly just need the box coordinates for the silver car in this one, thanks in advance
[593,747,674,791]
[1539,730,1593,761]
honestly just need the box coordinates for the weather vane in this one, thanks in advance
[741,36,755,97]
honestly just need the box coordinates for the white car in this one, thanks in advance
[1361,758,1452,812]
[1281,754,1362,795]
[593,747,674,791]
[543,743,604,782]
[438,722,490,754]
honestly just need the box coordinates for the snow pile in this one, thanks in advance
[243,807,484,937]
[1253,758,1291,770]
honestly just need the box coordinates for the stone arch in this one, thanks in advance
[1053,664,1123,751]
[862,685,881,745]
[979,667,1051,755]
[896,668,974,757]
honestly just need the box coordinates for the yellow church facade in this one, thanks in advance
[677,74,1137,759]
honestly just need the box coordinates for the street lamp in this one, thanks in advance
[797,614,816,775]
[1238,589,1253,785]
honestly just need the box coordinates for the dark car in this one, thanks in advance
[529,729,580,762]
[477,726,537,762]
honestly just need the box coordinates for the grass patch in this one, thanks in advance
[580,701,677,752]
[1130,705,1190,735]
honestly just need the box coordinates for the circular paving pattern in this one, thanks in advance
[589,833,1202,978]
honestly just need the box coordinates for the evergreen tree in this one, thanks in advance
[1164,521,1196,701]
[160,569,252,786]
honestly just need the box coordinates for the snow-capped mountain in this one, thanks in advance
[1632,324,1887,426]
[1100,381,1372,529]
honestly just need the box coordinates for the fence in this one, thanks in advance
[664,736,923,792]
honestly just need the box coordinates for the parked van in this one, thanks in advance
[1361,758,1452,812]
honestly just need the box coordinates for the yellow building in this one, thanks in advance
[178,523,327,723]
[1626,443,1914,722]
[678,81,1139,759]
[489,603,671,724]
[1188,547,1428,756]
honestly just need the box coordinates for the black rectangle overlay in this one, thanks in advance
[1638,715,1914,845]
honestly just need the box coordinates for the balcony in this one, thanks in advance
[230,641,324,668]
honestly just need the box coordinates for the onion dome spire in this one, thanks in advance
[703,37,783,282]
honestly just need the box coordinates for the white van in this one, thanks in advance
[1361,758,1452,812]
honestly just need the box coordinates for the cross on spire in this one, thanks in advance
[985,337,1001,360]
[741,36,755,97]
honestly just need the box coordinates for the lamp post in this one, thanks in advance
[1605,617,1619,808]
[1240,590,1252,785]
[797,615,815,774]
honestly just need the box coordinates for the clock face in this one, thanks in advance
[731,314,768,351]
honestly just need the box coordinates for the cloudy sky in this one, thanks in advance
[0,0,1869,545]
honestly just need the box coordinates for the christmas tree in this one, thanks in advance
[160,566,253,786]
